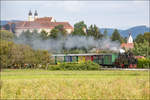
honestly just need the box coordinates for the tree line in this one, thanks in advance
[0,30,51,69]
[1,21,126,43]
[132,32,150,57]
[1,21,150,69]
[17,20,150,57]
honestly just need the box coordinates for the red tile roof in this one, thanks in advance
[34,17,52,22]
[14,17,73,29]
[121,43,134,49]
[49,22,73,29]
[135,56,145,59]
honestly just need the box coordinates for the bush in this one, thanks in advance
[47,65,61,70]
[137,58,150,68]
[46,61,101,70]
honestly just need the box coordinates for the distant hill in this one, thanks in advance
[100,25,150,39]
[0,20,9,25]
[0,20,21,25]
[100,28,122,37]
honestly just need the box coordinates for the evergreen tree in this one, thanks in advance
[11,23,16,33]
[87,24,103,39]
[111,29,124,43]
[3,24,10,31]
[103,29,108,38]
[93,24,103,39]
[87,25,93,36]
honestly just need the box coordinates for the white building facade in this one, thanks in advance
[11,10,74,36]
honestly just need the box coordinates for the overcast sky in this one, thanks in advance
[1,0,149,29]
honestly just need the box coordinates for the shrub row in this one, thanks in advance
[45,61,101,70]
[137,58,150,68]
[0,39,51,69]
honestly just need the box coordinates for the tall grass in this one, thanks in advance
[1,69,149,99]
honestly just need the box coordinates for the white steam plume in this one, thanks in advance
[14,35,122,53]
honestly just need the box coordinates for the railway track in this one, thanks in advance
[101,68,150,71]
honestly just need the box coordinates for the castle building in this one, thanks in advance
[8,10,74,36]
[121,32,134,49]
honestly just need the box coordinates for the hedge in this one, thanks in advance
[46,61,101,70]
[137,58,150,68]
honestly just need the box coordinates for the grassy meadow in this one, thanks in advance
[0,69,150,99]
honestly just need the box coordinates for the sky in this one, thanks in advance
[1,0,149,29]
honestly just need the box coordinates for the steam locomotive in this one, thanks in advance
[52,51,137,68]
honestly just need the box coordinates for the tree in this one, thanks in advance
[0,25,2,29]
[32,29,40,39]
[0,29,52,69]
[3,24,10,31]
[17,30,33,46]
[55,25,67,36]
[135,32,150,44]
[123,37,127,43]
[49,25,67,39]
[50,28,59,39]
[93,25,103,39]
[143,32,150,44]
[87,24,103,39]
[135,34,144,43]
[40,30,49,40]
[11,23,16,33]
[0,30,14,41]
[111,29,124,43]
[72,21,87,36]
[132,40,150,57]
[0,40,14,68]
[133,32,150,57]
[103,29,108,38]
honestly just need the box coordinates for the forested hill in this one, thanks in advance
[100,25,150,39]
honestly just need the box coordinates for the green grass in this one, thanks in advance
[1,69,150,99]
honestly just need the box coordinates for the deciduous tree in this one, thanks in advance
[72,21,87,36]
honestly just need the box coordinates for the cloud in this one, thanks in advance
[62,1,85,13]
[38,1,85,13]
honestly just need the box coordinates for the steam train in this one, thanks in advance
[52,52,137,68]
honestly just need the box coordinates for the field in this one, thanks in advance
[0,69,150,99]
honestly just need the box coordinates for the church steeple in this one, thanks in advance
[34,10,38,20]
[28,10,33,21]
[28,10,32,16]
[127,32,133,44]
[34,10,38,16]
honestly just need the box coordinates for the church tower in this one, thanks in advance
[127,32,133,44]
[34,10,38,20]
[28,10,33,21]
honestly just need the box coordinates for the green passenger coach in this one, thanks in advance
[52,53,118,66]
